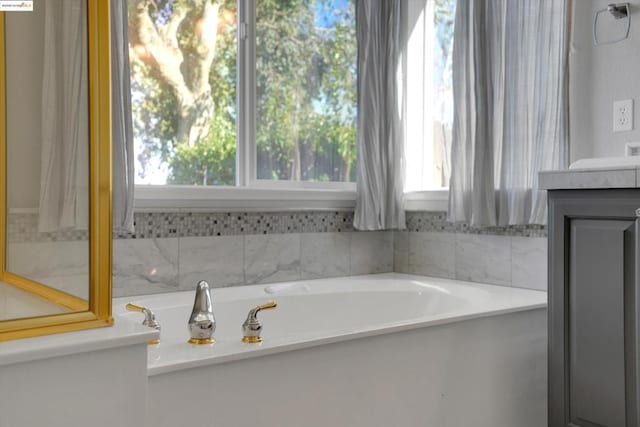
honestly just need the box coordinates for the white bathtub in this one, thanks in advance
[115,273,547,427]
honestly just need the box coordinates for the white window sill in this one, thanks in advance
[404,189,449,212]
[133,186,447,212]
[134,185,357,211]
[12,188,448,213]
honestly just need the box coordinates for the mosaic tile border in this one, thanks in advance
[7,211,355,242]
[7,210,546,242]
[405,211,547,237]
[8,213,88,243]
[115,211,355,239]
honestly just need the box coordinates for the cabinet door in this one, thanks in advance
[569,219,632,427]
[549,191,640,427]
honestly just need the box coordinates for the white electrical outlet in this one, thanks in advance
[613,99,634,132]
[626,142,640,156]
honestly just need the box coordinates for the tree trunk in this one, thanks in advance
[131,0,221,147]
[292,139,301,180]
[176,89,215,147]
[343,147,351,182]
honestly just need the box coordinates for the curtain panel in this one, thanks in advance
[39,0,89,232]
[448,0,570,226]
[353,0,406,231]
[39,0,135,233]
[111,0,135,233]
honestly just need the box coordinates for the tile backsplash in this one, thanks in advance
[398,211,548,292]
[114,211,355,239]
[112,210,546,296]
[8,210,548,297]
[394,229,548,292]
[405,211,546,237]
[113,230,393,297]
[8,212,88,242]
[111,210,385,297]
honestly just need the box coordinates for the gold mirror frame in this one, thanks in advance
[0,0,112,341]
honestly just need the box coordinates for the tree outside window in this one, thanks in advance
[128,0,356,186]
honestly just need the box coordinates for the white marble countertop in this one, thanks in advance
[539,166,640,190]
[0,315,158,367]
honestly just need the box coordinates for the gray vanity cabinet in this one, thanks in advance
[548,189,640,427]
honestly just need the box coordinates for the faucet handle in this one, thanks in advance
[242,301,277,344]
[125,303,143,312]
[126,303,160,345]
[255,301,277,312]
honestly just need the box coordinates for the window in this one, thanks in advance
[128,0,356,189]
[255,0,356,184]
[404,0,456,192]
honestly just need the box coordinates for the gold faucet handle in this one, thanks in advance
[125,303,160,345]
[125,303,145,313]
[256,301,277,312]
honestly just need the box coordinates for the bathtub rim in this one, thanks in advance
[114,273,547,376]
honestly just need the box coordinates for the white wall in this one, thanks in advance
[570,1,640,162]
[0,338,151,427]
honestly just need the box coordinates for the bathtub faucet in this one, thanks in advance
[242,301,277,343]
[188,280,216,345]
[125,303,161,345]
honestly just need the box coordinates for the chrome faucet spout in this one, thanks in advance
[188,280,216,345]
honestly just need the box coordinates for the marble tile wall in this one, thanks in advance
[113,230,393,297]
[7,210,389,298]
[8,209,546,297]
[394,230,547,291]
[395,210,547,291]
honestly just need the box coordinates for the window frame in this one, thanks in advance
[133,0,357,210]
[132,0,451,211]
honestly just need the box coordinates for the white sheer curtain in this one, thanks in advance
[111,0,135,233]
[39,0,135,233]
[39,0,89,232]
[354,0,406,231]
[448,0,570,226]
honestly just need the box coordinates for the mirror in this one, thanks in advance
[5,1,90,316]
[0,0,112,340]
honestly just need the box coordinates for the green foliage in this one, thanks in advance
[170,113,236,185]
